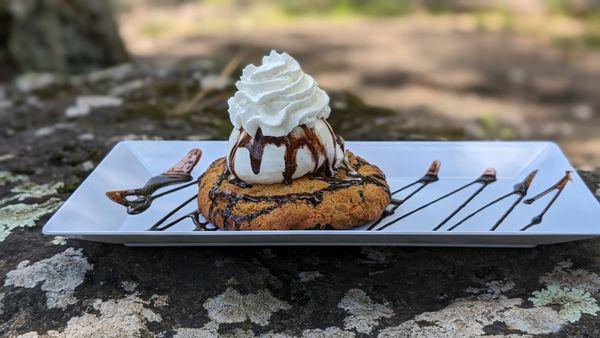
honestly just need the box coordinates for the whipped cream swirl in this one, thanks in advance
[227,50,331,138]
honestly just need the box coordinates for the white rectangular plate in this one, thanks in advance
[43,141,600,247]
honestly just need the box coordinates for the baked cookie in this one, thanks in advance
[197,151,391,230]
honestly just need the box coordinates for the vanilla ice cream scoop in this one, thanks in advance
[226,51,345,184]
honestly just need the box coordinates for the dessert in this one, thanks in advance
[102,52,570,233]
[197,51,391,230]
[226,50,344,185]
[198,153,390,230]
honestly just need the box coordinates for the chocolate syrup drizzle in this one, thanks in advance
[106,147,571,233]
[366,160,441,230]
[446,170,538,231]
[148,194,216,231]
[432,168,497,231]
[520,171,571,231]
[228,119,341,185]
[372,167,501,231]
[106,149,202,214]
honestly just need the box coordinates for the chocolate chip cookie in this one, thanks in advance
[197,151,390,230]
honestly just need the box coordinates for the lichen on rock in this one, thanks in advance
[174,323,219,338]
[338,289,393,334]
[173,322,291,338]
[530,284,600,322]
[150,294,169,308]
[302,327,355,338]
[62,295,161,337]
[4,247,93,309]
[0,292,4,316]
[120,280,138,293]
[378,297,564,337]
[466,279,515,300]
[0,198,62,242]
[51,236,67,246]
[19,294,162,337]
[203,287,291,326]
[173,286,292,336]
[0,181,63,205]
[0,170,28,185]
[540,260,600,293]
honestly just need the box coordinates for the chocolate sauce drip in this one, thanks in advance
[148,194,217,232]
[446,170,538,231]
[520,171,571,231]
[148,194,196,231]
[228,177,253,189]
[305,224,335,230]
[375,180,480,231]
[136,151,565,233]
[228,120,339,185]
[205,157,389,230]
[368,160,442,230]
[115,179,200,215]
[432,169,497,231]
[488,170,538,231]
[325,122,345,176]
[366,160,441,230]
[106,148,202,214]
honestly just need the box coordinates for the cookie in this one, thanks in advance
[197,151,391,230]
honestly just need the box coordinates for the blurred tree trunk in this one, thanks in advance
[0,0,129,80]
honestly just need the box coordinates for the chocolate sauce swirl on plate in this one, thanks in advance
[520,171,571,231]
[103,147,571,233]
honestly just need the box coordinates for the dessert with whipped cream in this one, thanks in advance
[227,50,344,184]
[197,51,391,230]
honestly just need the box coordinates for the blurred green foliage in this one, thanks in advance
[277,0,496,17]
[544,0,600,16]
[140,21,170,38]
[477,113,517,140]
[121,0,600,49]
[280,0,415,17]
[203,0,600,18]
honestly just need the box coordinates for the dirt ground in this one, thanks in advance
[118,4,600,169]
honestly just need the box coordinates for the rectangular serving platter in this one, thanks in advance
[43,141,600,247]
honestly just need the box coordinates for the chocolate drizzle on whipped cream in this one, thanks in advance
[228,119,343,185]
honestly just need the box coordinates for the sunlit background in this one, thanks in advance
[1,0,599,169]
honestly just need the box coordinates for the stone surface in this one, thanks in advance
[0,59,599,337]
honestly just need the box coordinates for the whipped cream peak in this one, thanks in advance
[227,50,331,138]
